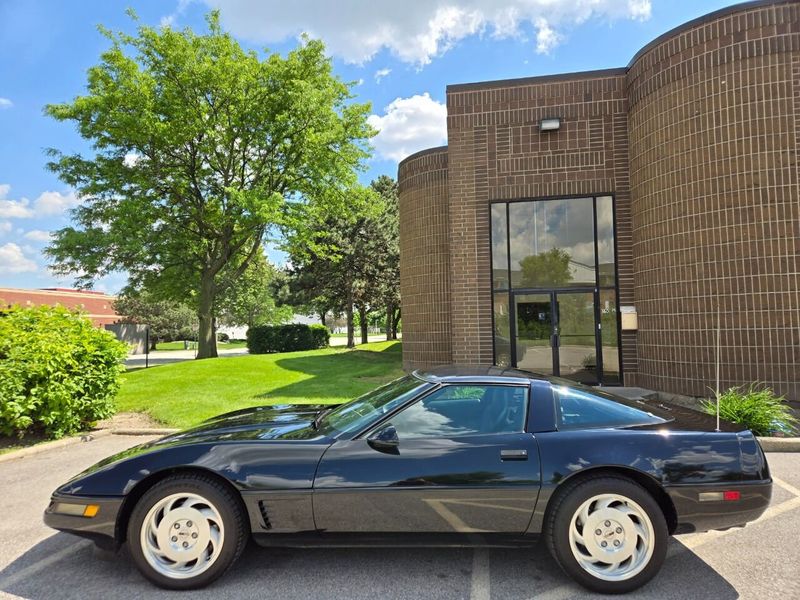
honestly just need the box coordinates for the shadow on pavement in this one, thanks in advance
[0,534,737,600]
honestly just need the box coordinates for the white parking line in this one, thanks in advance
[0,540,91,590]
[470,549,491,600]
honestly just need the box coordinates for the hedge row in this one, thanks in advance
[0,304,129,439]
[246,323,330,354]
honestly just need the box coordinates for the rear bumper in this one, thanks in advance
[43,493,124,551]
[667,479,772,533]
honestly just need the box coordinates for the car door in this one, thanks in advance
[313,383,541,534]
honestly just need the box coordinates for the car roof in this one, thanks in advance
[411,365,546,385]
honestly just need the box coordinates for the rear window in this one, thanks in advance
[554,385,666,430]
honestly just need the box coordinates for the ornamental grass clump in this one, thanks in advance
[0,304,129,439]
[702,384,798,437]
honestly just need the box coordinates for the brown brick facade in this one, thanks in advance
[627,0,800,400]
[398,147,452,369]
[398,0,800,400]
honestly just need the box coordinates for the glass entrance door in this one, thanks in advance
[512,291,600,384]
[554,291,598,385]
[513,293,554,375]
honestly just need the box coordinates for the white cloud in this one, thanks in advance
[0,98,12,109]
[374,68,392,83]
[0,243,37,274]
[33,190,81,216]
[0,185,81,219]
[123,152,141,167]
[0,221,12,235]
[534,18,561,54]
[204,0,651,65]
[23,229,53,243]
[367,93,447,162]
[0,184,34,218]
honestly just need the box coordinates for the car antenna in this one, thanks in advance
[715,300,720,432]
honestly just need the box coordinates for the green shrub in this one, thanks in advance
[309,324,330,349]
[701,384,798,436]
[247,323,330,354]
[0,304,129,439]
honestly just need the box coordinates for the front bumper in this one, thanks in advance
[43,493,124,551]
[667,479,772,533]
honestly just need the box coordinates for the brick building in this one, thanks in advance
[398,0,800,401]
[0,287,119,327]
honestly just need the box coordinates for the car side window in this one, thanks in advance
[554,385,665,429]
[389,385,527,439]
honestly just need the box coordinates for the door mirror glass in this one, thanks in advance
[367,424,399,453]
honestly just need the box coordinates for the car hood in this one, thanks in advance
[154,403,341,445]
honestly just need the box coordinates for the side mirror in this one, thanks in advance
[367,424,399,454]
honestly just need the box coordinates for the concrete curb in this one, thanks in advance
[757,437,800,453]
[110,428,178,436]
[0,429,113,464]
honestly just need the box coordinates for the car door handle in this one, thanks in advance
[500,449,528,461]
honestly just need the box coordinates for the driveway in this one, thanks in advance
[1,437,798,599]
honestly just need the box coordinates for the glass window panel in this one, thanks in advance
[596,195,616,287]
[390,385,527,438]
[600,289,621,385]
[491,203,509,289]
[508,198,596,288]
[553,385,665,430]
[493,292,511,366]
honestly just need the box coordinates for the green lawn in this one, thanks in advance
[117,341,404,428]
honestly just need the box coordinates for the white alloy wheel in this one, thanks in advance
[140,492,225,579]
[567,493,655,582]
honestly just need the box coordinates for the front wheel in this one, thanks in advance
[128,473,248,589]
[545,475,668,594]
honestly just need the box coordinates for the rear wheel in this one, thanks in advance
[128,473,248,589]
[545,475,668,594]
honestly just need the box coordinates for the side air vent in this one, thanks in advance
[257,500,273,530]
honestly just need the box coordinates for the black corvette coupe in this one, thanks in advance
[44,366,771,593]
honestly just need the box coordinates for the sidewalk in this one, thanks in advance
[125,347,248,368]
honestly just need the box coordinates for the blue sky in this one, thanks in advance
[0,0,740,292]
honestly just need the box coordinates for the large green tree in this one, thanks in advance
[370,175,400,340]
[113,293,197,350]
[216,251,292,329]
[44,12,373,358]
[285,180,399,347]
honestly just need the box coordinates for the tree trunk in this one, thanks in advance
[392,308,401,340]
[197,271,219,359]
[385,303,393,341]
[320,311,326,327]
[149,339,158,351]
[359,305,368,345]
[346,286,355,348]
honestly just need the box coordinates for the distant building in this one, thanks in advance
[0,287,119,327]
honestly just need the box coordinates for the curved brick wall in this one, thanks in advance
[627,1,800,399]
[398,147,452,369]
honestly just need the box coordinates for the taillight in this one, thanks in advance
[698,490,741,502]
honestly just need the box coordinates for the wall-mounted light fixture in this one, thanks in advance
[539,117,561,132]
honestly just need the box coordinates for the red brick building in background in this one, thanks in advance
[0,287,119,327]
[398,0,799,401]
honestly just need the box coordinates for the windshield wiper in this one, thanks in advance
[312,408,333,430]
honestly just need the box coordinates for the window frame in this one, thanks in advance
[488,193,623,385]
[359,382,532,441]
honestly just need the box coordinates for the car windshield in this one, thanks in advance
[318,375,431,435]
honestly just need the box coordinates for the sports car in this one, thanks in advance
[44,366,772,593]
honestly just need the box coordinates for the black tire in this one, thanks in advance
[127,473,248,590]
[544,475,668,594]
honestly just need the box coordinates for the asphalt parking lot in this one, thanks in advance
[0,435,798,600]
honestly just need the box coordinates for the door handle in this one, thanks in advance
[500,449,528,461]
